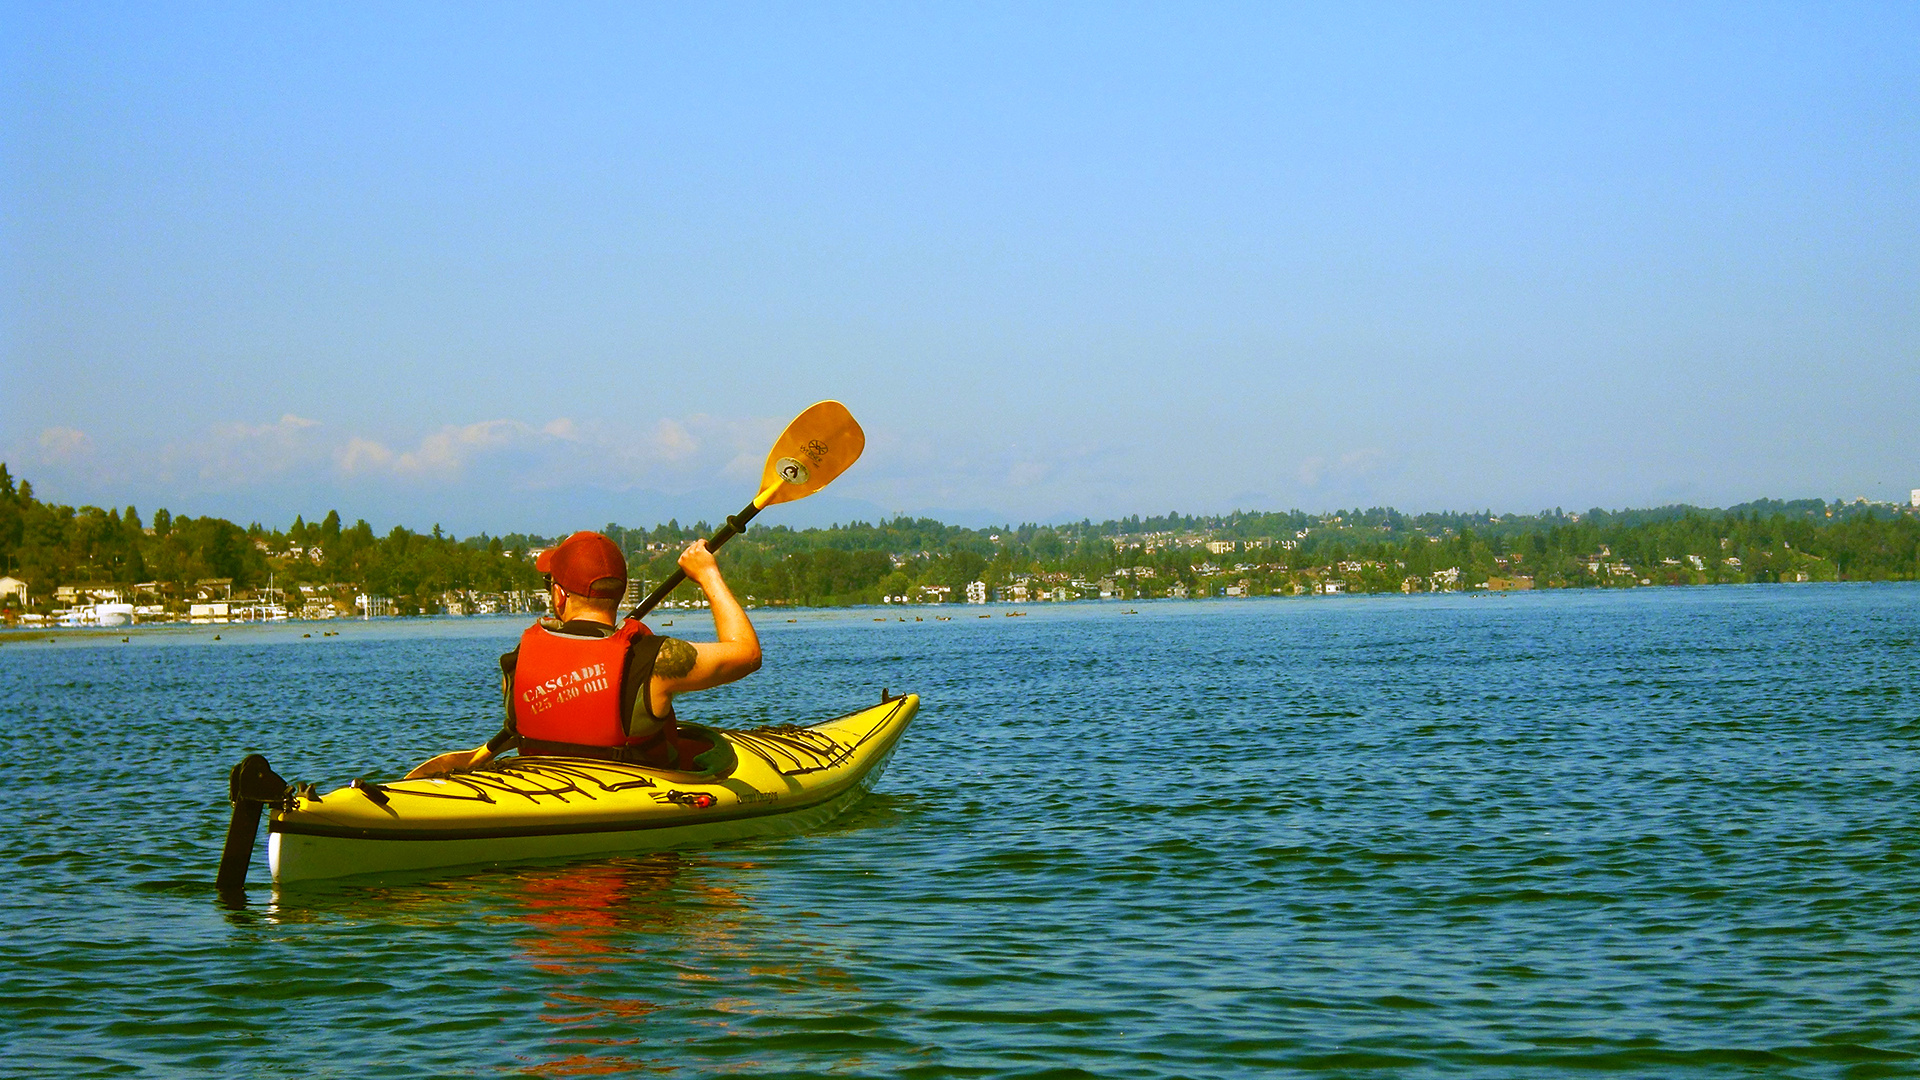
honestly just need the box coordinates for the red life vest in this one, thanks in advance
[511,618,657,750]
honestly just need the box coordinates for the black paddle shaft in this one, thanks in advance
[626,498,764,621]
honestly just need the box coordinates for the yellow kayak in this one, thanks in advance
[256,694,917,884]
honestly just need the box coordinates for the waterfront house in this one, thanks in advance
[56,584,123,604]
[189,601,231,624]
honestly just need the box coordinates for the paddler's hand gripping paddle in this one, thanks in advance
[626,400,865,620]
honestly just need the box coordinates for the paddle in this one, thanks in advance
[627,400,865,620]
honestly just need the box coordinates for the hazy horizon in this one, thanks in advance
[2,456,1903,541]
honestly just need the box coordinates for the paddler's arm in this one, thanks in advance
[651,540,762,701]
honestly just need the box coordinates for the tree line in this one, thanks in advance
[1,462,1914,616]
[0,465,541,615]
[619,497,1919,605]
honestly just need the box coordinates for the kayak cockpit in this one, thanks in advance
[507,721,739,781]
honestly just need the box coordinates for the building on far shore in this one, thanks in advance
[0,576,26,606]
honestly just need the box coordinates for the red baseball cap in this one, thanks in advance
[536,532,628,599]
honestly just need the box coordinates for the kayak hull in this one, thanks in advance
[267,694,915,884]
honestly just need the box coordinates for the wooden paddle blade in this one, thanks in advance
[755,401,865,507]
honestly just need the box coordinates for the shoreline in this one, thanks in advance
[6,578,1908,641]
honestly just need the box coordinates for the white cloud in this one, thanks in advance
[314,413,787,494]
[579,413,786,492]
[334,420,544,477]
[650,418,698,461]
[188,413,329,483]
[37,427,91,460]
[394,420,525,475]
[13,411,826,525]
[831,425,1156,520]
[215,413,320,441]
[335,436,397,474]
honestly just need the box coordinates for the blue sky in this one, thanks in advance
[4,3,1915,535]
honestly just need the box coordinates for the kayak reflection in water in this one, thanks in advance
[513,851,752,965]
[405,530,761,779]
[508,853,770,1078]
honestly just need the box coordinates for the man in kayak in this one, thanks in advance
[404,530,761,778]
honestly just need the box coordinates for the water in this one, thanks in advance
[3,584,1917,1078]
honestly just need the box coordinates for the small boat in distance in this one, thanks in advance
[55,602,135,627]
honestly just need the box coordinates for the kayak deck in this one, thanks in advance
[268,694,917,883]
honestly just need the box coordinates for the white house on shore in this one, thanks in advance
[0,576,26,605]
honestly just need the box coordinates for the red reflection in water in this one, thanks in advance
[514,853,751,973]
[518,1046,670,1077]
[509,853,758,1077]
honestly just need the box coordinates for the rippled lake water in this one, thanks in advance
[3,583,1917,1078]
